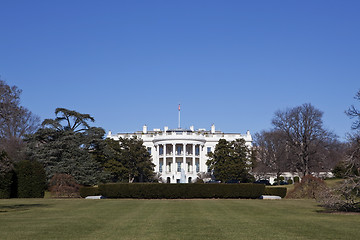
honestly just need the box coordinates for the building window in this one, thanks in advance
[159,162,163,172]
[196,162,199,172]
[167,177,171,183]
[159,146,163,155]
[207,147,211,153]
[186,145,192,155]
[147,147,151,155]
[176,145,182,155]
[176,179,180,183]
[177,162,181,172]
[188,177,192,183]
[195,146,200,156]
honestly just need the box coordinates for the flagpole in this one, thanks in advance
[178,104,181,129]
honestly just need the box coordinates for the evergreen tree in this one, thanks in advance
[102,137,155,183]
[25,108,107,186]
[207,139,254,183]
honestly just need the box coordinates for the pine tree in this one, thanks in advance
[207,139,254,183]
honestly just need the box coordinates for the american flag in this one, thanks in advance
[178,104,180,111]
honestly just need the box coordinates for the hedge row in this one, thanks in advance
[0,171,15,198]
[264,187,287,198]
[83,183,265,199]
[16,160,46,198]
[0,160,46,199]
[80,186,100,198]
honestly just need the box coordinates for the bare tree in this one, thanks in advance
[346,90,360,130]
[272,103,335,176]
[0,80,40,162]
[318,91,360,212]
[253,130,290,181]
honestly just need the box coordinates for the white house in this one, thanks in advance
[107,124,252,183]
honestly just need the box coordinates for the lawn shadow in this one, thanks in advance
[316,209,360,215]
[0,204,50,213]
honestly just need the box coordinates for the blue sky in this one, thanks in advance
[1,0,359,140]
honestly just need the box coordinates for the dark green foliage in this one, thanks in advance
[332,161,347,178]
[98,183,264,199]
[79,186,100,198]
[0,171,14,198]
[207,138,254,183]
[332,160,359,178]
[102,137,155,183]
[195,178,204,183]
[294,176,300,183]
[264,187,287,198]
[287,179,293,184]
[16,160,46,198]
[0,151,14,198]
[274,176,286,185]
[25,108,108,185]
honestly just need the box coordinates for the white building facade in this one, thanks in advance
[107,124,252,183]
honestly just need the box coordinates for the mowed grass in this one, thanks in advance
[0,198,359,240]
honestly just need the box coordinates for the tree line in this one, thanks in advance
[0,80,155,197]
[1,79,360,199]
[253,103,345,181]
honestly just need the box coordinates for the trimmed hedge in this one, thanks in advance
[16,160,46,198]
[80,186,100,198]
[264,187,287,198]
[294,176,300,183]
[0,171,14,198]
[97,183,265,199]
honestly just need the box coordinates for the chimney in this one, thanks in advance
[107,130,112,138]
[190,125,194,131]
[211,124,215,133]
[164,126,168,132]
[143,125,147,134]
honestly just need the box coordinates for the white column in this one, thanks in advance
[163,144,167,172]
[160,144,163,173]
[192,144,196,173]
[183,143,186,172]
[172,143,176,177]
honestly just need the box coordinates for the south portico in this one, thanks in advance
[153,131,205,183]
[107,124,252,183]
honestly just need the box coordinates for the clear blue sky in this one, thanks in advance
[1,0,359,140]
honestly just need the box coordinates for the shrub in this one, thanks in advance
[80,186,100,198]
[195,178,204,184]
[286,175,327,199]
[0,151,15,198]
[332,161,347,178]
[264,187,287,198]
[16,160,46,198]
[49,173,80,198]
[287,179,293,184]
[294,176,300,183]
[0,171,14,198]
[98,183,265,199]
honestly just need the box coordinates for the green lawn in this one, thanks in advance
[0,198,359,240]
